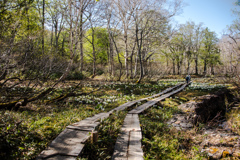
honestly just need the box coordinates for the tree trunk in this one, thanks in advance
[106,8,114,77]
[55,20,58,49]
[50,18,53,47]
[58,0,74,82]
[173,59,175,75]
[108,32,114,76]
[179,60,182,75]
[130,42,136,79]
[124,32,128,78]
[80,8,84,73]
[166,55,169,67]
[211,64,214,75]
[204,59,207,76]
[187,60,190,74]
[142,49,146,77]
[42,0,45,55]
[177,61,180,75]
[111,33,122,81]
[195,55,198,75]
[142,60,146,77]
[130,54,133,79]
[61,36,65,57]
[136,30,143,83]
[92,45,96,77]
[134,55,138,78]
[230,52,233,73]
[137,49,143,83]
[0,88,53,110]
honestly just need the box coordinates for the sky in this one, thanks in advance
[173,0,239,37]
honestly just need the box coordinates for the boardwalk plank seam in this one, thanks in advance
[128,131,144,160]
[112,114,143,160]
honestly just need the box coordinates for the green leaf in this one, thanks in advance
[19,147,24,150]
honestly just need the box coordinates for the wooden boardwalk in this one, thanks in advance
[112,82,184,112]
[129,83,188,114]
[112,82,190,160]
[37,82,187,160]
[112,114,143,160]
[37,112,111,159]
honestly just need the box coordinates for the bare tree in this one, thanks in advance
[83,1,105,78]
[59,0,92,80]
[103,1,116,77]
[111,0,136,78]
[130,0,183,82]
[46,0,66,52]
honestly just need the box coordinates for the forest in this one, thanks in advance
[1,0,240,159]
[1,0,240,85]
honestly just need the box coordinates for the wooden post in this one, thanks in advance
[91,131,98,143]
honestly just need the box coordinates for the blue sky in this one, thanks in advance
[173,0,239,37]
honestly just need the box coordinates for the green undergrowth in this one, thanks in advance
[139,82,228,160]
[226,109,240,135]
[0,81,169,159]
[0,79,229,159]
[226,89,240,135]
[0,105,99,159]
[140,105,206,159]
[140,106,186,159]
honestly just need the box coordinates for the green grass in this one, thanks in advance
[79,111,127,159]
[140,105,207,160]
[0,79,230,159]
[139,81,228,160]
[140,105,186,159]
[0,81,169,159]
[0,104,99,159]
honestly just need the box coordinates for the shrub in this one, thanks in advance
[67,71,86,80]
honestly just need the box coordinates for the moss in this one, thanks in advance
[179,97,188,102]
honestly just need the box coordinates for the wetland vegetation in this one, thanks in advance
[1,0,240,159]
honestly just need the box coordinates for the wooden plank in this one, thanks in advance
[67,112,110,131]
[112,83,184,112]
[38,112,112,159]
[112,131,129,160]
[148,82,184,99]
[113,100,136,111]
[66,123,99,131]
[113,99,146,111]
[112,114,141,159]
[38,83,187,160]
[128,131,144,160]
[83,112,110,122]
[128,100,157,114]
[37,129,90,159]
[112,114,142,159]
[39,155,76,160]
[129,83,188,114]
[121,114,141,132]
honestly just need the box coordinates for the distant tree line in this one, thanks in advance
[219,1,240,77]
[0,0,240,108]
[1,0,239,82]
